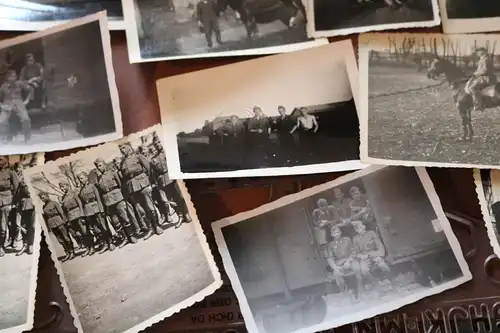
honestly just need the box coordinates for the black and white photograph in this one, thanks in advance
[0,153,43,333]
[474,169,500,258]
[122,0,327,62]
[23,125,222,333]
[157,40,364,179]
[307,0,439,38]
[213,166,471,333]
[439,0,500,33]
[0,11,122,155]
[359,33,500,169]
[0,1,124,31]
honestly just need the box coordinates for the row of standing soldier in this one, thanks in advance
[0,156,35,257]
[40,135,192,261]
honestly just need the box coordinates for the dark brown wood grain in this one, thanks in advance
[23,30,500,333]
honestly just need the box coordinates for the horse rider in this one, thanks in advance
[467,47,496,112]
[197,0,223,48]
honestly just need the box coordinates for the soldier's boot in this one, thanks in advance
[27,245,33,255]
[0,246,4,257]
[117,230,128,248]
[124,225,138,245]
[16,243,28,256]
[0,232,5,257]
[107,239,116,252]
[142,228,154,241]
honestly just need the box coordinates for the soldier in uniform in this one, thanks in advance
[60,180,93,257]
[273,106,295,163]
[331,187,352,224]
[19,53,46,109]
[349,186,375,229]
[40,192,74,261]
[0,156,18,257]
[248,106,271,163]
[94,158,138,247]
[312,198,338,258]
[77,172,115,254]
[0,69,32,143]
[466,47,496,111]
[150,136,192,227]
[118,143,163,239]
[14,163,35,256]
[197,0,223,48]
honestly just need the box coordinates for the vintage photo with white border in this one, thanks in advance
[474,168,500,258]
[213,165,472,333]
[359,33,500,169]
[307,0,440,38]
[23,125,222,333]
[0,11,123,155]
[439,0,500,34]
[0,1,125,31]
[157,40,365,180]
[1,153,44,333]
[122,0,328,62]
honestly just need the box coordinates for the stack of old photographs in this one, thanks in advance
[3,0,500,332]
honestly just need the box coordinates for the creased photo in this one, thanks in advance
[360,33,500,169]
[157,40,364,180]
[0,1,124,31]
[439,0,500,34]
[0,153,43,333]
[307,0,440,38]
[23,125,221,333]
[213,166,471,333]
[0,12,122,155]
[474,169,500,258]
[122,0,327,62]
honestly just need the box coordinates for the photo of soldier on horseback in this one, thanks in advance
[465,47,497,112]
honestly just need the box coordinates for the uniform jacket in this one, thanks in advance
[475,54,493,77]
[311,205,338,245]
[61,189,84,221]
[43,200,67,229]
[326,236,356,262]
[96,170,124,207]
[0,81,31,111]
[331,198,352,221]
[79,183,104,217]
[16,179,33,211]
[353,230,385,258]
[150,152,173,188]
[20,63,44,82]
[248,116,270,133]
[120,154,151,194]
[197,0,219,25]
[0,168,18,207]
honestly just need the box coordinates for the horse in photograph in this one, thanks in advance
[426,57,500,141]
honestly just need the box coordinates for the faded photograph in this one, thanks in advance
[0,12,122,155]
[360,33,500,168]
[213,166,471,333]
[474,169,500,258]
[0,1,124,30]
[439,0,500,33]
[158,40,363,179]
[24,125,221,333]
[0,153,42,333]
[308,0,439,38]
[122,0,326,62]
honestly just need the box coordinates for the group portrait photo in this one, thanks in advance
[0,153,42,333]
[0,12,122,155]
[158,40,363,179]
[360,33,500,169]
[122,0,326,62]
[0,0,125,30]
[24,126,221,333]
[308,0,439,38]
[213,166,471,333]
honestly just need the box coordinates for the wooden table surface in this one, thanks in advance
[21,31,500,333]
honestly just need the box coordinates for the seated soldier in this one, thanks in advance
[325,225,362,297]
[352,220,394,289]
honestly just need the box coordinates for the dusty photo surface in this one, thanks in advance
[359,33,500,169]
[213,166,471,333]
[0,153,43,333]
[474,169,500,258]
[157,40,363,179]
[24,125,221,333]
[0,12,122,155]
[0,1,124,31]
[439,0,500,34]
[308,0,439,38]
[122,0,327,62]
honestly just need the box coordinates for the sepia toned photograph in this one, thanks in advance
[474,169,500,259]
[307,0,440,38]
[0,1,124,31]
[213,166,471,333]
[24,125,222,333]
[157,40,364,180]
[439,0,500,33]
[0,153,43,333]
[359,33,500,169]
[122,0,327,62]
[0,12,122,155]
